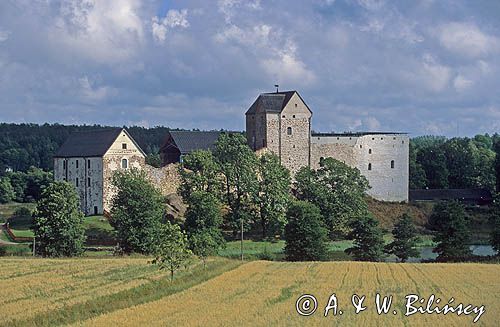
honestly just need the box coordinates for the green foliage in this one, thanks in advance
[213,133,258,233]
[489,196,500,255]
[345,214,385,261]
[3,167,53,202]
[284,201,329,261]
[494,139,500,193]
[110,169,165,254]
[32,181,86,257]
[295,157,370,239]
[184,191,225,263]
[145,153,162,168]
[152,222,193,281]
[179,150,222,202]
[429,201,472,261]
[410,134,497,191]
[385,213,420,262]
[0,177,15,203]
[256,153,291,239]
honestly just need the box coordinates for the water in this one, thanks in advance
[386,245,496,263]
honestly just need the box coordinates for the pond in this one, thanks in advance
[386,245,496,263]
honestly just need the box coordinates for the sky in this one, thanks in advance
[0,0,499,137]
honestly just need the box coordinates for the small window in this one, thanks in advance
[94,206,98,215]
[122,143,127,150]
[122,159,128,169]
[287,127,292,135]
[402,140,405,144]
[360,145,362,148]
[368,163,372,170]
[369,149,372,154]
[295,103,297,107]
[372,137,375,140]
[87,160,90,169]
[76,160,79,169]
[293,115,296,118]
[381,137,384,140]
[393,137,396,140]
[391,160,395,169]
[282,115,285,118]
[63,160,66,170]
[87,177,91,187]
[76,178,79,187]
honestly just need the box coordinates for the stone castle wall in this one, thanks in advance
[311,134,409,202]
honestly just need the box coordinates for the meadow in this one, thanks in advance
[78,261,500,326]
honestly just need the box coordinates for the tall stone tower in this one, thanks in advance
[245,90,312,174]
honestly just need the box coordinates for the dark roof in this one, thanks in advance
[409,189,493,202]
[245,91,299,115]
[166,131,223,154]
[54,128,145,158]
[312,132,408,137]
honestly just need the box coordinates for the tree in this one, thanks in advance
[24,167,53,201]
[110,169,165,254]
[213,133,258,235]
[284,201,329,261]
[256,153,291,239]
[345,214,385,261]
[145,153,162,168]
[417,147,449,188]
[385,213,419,262]
[184,191,225,264]
[152,222,192,281]
[429,201,472,261]
[32,181,85,257]
[0,177,15,204]
[489,195,500,256]
[178,150,222,202]
[295,157,370,239]
[409,143,427,189]
[494,139,500,193]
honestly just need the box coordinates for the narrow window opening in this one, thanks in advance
[94,206,98,215]
[88,177,91,187]
[391,160,395,169]
[293,115,296,118]
[76,178,79,187]
[122,159,128,169]
[369,149,372,154]
[76,160,79,169]
[368,163,372,171]
[122,143,127,150]
[87,160,90,169]
[287,127,292,135]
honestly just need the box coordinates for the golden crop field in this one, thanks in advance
[80,261,500,327]
[0,257,169,325]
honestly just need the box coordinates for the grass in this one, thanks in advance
[3,257,241,327]
[83,215,114,231]
[81,261,500,326]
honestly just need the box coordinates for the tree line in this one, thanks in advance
[410,134,500,191]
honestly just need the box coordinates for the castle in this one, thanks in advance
[54,90,409,215]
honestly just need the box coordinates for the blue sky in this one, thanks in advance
[0,0,499,137]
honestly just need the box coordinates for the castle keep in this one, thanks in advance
[245,91,409,202]
[54,89,409,215]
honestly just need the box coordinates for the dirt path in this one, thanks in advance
[0,224,17,245]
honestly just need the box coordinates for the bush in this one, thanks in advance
[284,201,329,261]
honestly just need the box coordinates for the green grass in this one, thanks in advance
[9,229,34,238]
[83,215,114,231]
[0,244,32,256]
[6,257,242,327]
[0,202,35,223]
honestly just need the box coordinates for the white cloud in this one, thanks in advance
[0,29,10,42]
[453,75,473,92]
[152,9,189,43]
[78,76,115,102]
[438,22,499,58]
[51,0,145,64]
[421,54,451,92]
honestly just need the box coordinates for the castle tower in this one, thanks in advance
[245,90,312,174]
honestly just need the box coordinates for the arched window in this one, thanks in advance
[287,127,292,135]
[368,163,372,171]
[391,160,395,169]
[122,159,128,169]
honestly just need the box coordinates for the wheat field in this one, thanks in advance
[0,258,169,325]
[79,261,500,327]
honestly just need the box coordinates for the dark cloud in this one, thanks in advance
[0,0,499,136]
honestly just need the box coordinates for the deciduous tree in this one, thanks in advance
[32,181,85,257]
[345,214,385,262]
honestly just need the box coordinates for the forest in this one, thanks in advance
[1,123,499,192]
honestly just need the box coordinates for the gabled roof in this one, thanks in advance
[246,90,310,115]
[165,131,223,154]
[54,128,145,158]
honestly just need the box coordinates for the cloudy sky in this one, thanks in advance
[0,0,499,136]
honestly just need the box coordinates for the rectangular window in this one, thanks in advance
[76,178,79,187]
[391,160,395,169]
[122,143,127,150]
[88,160,90,169]
[76,160,79,169]
[94,206,98,215]
[88,178,91,187]
[63,160,66,170]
